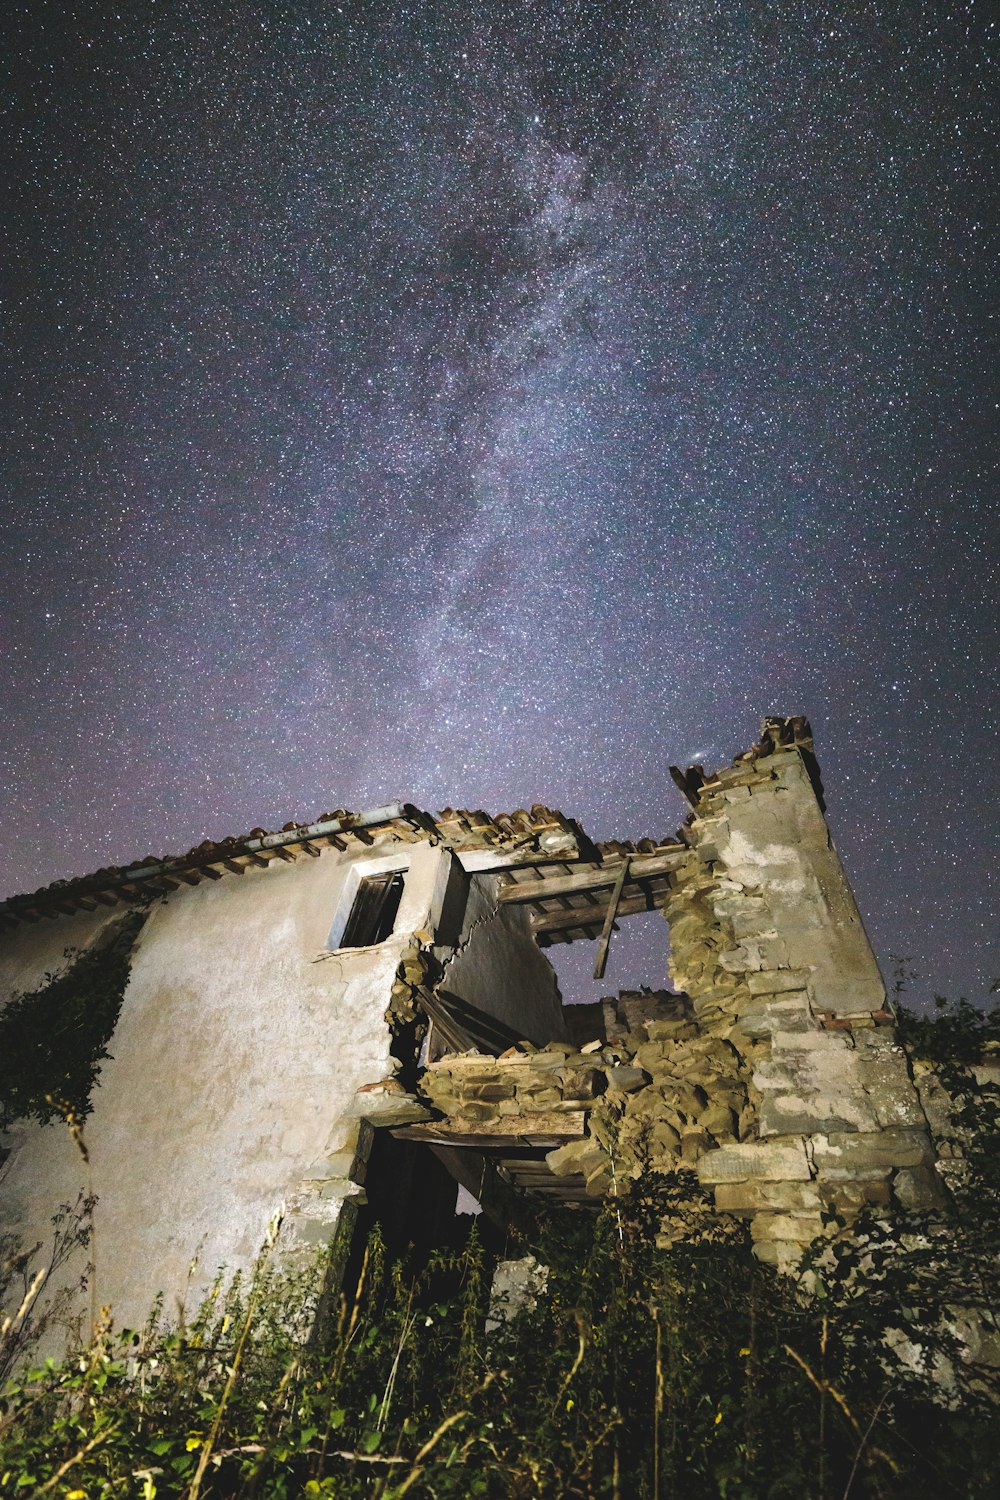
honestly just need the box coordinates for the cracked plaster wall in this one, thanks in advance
[0,838,448,1336]
[441,871,567,1045]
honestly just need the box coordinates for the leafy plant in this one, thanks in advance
[2,996,1000,1496]
[0,909,146,1130]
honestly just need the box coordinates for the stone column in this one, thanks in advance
[665,718,940,1267]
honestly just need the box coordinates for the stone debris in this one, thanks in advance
[412,719,949,1267]
[416,720,956,1264]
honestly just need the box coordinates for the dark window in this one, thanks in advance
[339,871,405,947]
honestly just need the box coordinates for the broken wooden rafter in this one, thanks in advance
[392,1111,587,1148]
[593,858,631,980]
[498,849,686,904]
[530,886,670,938]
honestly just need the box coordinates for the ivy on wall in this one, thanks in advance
[0,908,147,1131]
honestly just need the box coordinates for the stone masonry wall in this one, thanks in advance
[414,720,943,1270]
[671,718,942,1266]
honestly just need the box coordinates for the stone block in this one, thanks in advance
[517,1088,561,1108]
[466,1081,516,1101]
[713,1180,822,1216]
[546,1139,607,1178]
[771,1029,852,1053]
[662,1085,707,1119]
[644,1019,696,1042]
[817,1178,891,1212]
[750,1212,826,1244]
[607,1065,650,1094]
[697,1138,812,1184]
[633,1041,672,1072]
[649,1120,681,1153]
[555,1069,595,1098]
[811,1128,932,1174]
[893,1165,946,1211]
[728,908,775,940]
[758,1093,879,1137]
[747,968,812,995]
[457,1101,499,1122]
[697,1102,737,1140]
[857,1058,925,1129]
[585,1162,613,1196]
[531,1047,576,1067]
[735,995,813,1037]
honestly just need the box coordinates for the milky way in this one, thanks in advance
[2,1,997,1004]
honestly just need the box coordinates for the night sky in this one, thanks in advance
[3,1,997,1007]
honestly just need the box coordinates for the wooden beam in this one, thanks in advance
[498,850,684,904]
[593,858,630,980]
[530,887,669,937]
[392,1110,587,1148]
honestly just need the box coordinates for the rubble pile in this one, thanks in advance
[413,720,947,1271]
[418,1044,603,1125]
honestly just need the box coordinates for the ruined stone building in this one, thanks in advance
[0,717,946,1334]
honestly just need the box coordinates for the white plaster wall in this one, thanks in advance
[443,873,566,1044]
[0,906,119,1000]
[0,835,445,1336]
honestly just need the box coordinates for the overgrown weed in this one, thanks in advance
[2,997,1000,1496]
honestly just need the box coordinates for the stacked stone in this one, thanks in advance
[415,992,757,1205]
[664,726,943,1268]
[418,1043,603,1124]
[585,991,750,1172]
[415,722,946,1266]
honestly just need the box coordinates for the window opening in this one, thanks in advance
[339,871,405,948]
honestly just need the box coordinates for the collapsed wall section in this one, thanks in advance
[411,720,944,1268]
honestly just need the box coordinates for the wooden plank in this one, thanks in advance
[531,887,668,937]
[593,858,630,980]
[498,851,685,904]
[392,1110,587,1147]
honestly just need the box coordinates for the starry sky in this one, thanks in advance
[2,0,997,1007]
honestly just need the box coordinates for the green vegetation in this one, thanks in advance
[2,999,999,1498]
[0,910,146,1131]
